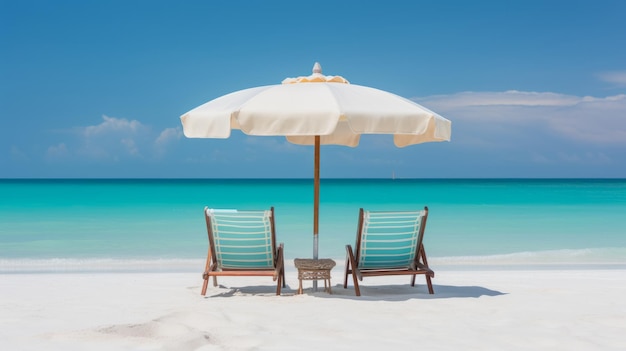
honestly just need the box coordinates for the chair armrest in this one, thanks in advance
[415,262,435,277]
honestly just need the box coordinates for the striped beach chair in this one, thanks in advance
[201,207,285,295]
[344,207,434,296]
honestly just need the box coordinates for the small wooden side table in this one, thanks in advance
[294,258,336,294]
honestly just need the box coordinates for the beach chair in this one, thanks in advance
[201,207,286,295]
[343,207,434,296]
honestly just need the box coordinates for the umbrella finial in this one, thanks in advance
[313,62,322,74]
[282,62,349,84]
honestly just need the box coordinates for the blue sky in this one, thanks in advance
[2,0,625,178]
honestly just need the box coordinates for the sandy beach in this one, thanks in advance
[1,264,625,350]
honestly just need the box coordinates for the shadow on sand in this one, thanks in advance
[312,283,507,301]
[204,283,506,300]
[204,284,291,297]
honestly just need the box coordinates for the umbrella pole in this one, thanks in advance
[313,135,320,290]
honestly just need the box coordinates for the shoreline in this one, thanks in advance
[3,263,626,274]
[2,247,626,274]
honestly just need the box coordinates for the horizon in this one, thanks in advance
[2,177,625,181]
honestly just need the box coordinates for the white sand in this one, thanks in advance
[1,265,625,350]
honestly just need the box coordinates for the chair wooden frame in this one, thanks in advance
[201,207,286,296]
[343,207,434,296]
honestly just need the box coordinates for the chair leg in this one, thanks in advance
[282,266,286,288]
[418,245,434,294]
[343,263,350,288]
[351,272,361,296]
[344,245,352,288]
[201,276,209,296]
[276,273,282,295]
[411,274,416,287]
[426,275,434,294]
[345,245,361,296]
[203,249,214,293]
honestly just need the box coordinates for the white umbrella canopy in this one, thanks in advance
[180,63,451,260]
[182,63,451,147]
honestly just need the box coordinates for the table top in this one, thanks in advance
[294,258,336,270]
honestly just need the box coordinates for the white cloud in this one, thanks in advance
[68,115,149,160]
[120,138,139,156]
[152,127,184,158]
[414,91,626,145]
[597,71,626,86]
[82,115,144,137]
[45,115,195,162]
[155,127,183,146]
[417,91,583,109]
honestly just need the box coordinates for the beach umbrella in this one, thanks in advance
[180,62,451,261]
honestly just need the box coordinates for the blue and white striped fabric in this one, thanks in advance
[358,210,425,269]
[206,209,275,269]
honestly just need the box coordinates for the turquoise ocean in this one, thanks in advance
[1,179,625,273]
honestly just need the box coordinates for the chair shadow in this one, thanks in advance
[314,283,507,301]
[202,283,506,300]
[421,284,507,299]
[204,284,298,297]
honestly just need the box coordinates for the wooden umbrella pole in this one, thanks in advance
[313,135,320,261]
[313,135,321,290]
